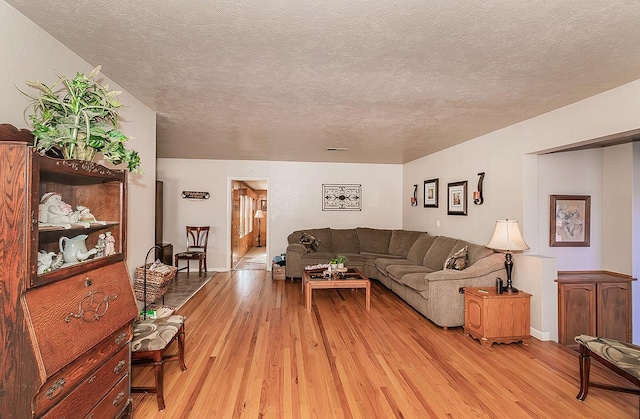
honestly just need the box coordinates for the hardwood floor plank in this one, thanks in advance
[132,271,638,418]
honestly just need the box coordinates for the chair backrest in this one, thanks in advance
[186,226,210,252]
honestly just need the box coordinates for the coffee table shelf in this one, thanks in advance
[302,268,371,311]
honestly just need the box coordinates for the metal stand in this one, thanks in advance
[142,245,162,319]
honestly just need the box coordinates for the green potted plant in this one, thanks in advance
[21,66,141,172]
[331,255,349,268]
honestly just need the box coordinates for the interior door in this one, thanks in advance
[231,188,240,268]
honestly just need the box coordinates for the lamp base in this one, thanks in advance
[503,285,519,294]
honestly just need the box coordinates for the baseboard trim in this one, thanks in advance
[530,327,552,342]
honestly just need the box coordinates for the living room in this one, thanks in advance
[2,1,640,417]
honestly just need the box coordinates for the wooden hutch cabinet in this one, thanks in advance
[556,270,635,349]
[0,124,138,417]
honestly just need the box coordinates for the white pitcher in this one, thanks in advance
[59,234,97,263]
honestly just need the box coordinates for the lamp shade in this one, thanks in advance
[487,219,529,252]
[255,209,264,219]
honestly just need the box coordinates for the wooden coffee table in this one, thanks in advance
[302,267,370,311]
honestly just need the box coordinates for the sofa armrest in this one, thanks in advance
[425,253,505,282]
[286,243,308,255]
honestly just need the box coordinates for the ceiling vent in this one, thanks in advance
[326,147,349,151]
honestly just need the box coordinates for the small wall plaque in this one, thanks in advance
[181,191,210,200]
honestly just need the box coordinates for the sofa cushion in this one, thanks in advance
[467,244,495,266]
[300,251,335,264]
[290,228,332,252]
[375,258,414,275]
[397,272,430,292]
[356,228,392,254]
[330,229,360,254]
[360,252,402,260]
[423,236,459,271]
[386,264,432,282]
[444,246,468,270]
[299,232,319,252]
[406,234,437,264]
[446,240,494,266]
[388,230,424,257]
[339,252,365,262]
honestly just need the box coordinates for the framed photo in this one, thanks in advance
[260,199,267,211]
[550,195,590,247]
[423,178,439,208]
[447,181,467,215]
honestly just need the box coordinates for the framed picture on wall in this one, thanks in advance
[260,199,267,211]
[549,195,591,247]
[447,181,467,215]
[322,184,362,211]
[423,178,438,208]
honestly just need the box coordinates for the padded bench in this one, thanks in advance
[575,335,640,410]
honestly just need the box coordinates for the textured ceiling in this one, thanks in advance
[7,1,640,164]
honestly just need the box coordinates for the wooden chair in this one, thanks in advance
[174,226,210,277]
[131,315,187,411]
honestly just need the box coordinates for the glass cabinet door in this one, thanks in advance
[32,154,127,287]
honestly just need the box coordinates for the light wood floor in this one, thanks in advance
[131,270,638,418]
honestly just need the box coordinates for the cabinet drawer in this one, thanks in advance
[41,345,130,419]
[35,326,132,414]
[85,375,130,419]
[24,262,138,376]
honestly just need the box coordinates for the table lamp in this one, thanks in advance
[487,219,529,293]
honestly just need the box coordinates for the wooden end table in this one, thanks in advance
[464,287,531,347]
[302,268,371,311]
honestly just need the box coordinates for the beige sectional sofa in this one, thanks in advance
[286,227,506,328]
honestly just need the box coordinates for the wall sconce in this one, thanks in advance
[473,172,485,205]
[410,184,418,206]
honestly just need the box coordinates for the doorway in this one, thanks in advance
[230,179,268,271]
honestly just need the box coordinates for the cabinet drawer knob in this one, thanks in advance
[113,360,126,375]
[112,391,126,406]
[85,277,93,287]
[115,331,127,346]
[45,378,66,400]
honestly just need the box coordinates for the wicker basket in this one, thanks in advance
[134,263,177,303]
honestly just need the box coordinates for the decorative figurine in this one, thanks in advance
[38,192,83,229]
[51,252,64,270]
[95,233,106,258]
[76,205,106,225]
[104,231,116,256]
[37,250,56,274]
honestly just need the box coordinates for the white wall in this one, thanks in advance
[633,143,640,343]
[403,80,640,342]
[537,149,604,271]
[157,159,402,271]
[603,144,634,274]
[1,1,157,276]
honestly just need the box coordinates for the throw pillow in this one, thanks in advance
[444,246,468,271]
[300,232,319,252]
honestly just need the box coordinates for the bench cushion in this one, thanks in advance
[133,315,186,352]
[575,335,640,381]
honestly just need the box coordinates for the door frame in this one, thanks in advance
[226,177,270,271]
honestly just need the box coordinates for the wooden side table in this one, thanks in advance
[464,287,531,347]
